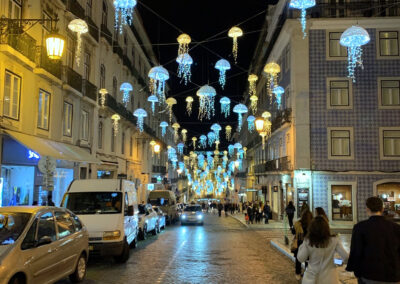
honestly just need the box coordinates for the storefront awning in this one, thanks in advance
[5,130,101,164]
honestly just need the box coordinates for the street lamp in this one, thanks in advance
[154,143,161,154]
[255,117,265,133]
[45,32,65,60]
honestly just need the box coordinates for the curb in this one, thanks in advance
[271,240,306,269]
[229,214,249,228]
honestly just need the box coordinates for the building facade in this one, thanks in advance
[0,0,176,206]
[237,0,400,225]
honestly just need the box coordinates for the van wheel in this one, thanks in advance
[69,253,87,282]
[8,274,25,284]
[114,240,129,263]
[139,226,147,240]
[152,225,157,236]
[129,238,137,249]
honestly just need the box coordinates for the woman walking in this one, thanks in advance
[297,216,348,283]
[292,210,313,280]
[315,207,329,223]
[285,201,296,229]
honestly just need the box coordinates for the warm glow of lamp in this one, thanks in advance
[154,143,161,154]
[46,33,65,60]
[234,160,240,168]
[255,117,265,133]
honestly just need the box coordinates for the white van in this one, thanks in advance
[61,179,139,263]
[147,190,178,224]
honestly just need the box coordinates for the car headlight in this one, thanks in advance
[197,214,203,220]
[182,214,187,219]
[103,230,121,240]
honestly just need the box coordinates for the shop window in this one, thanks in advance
[383,130,400,157]
[98,121,103,149]
[379,31,399,56]
[37,211,56,241]
[1,166,35,206]
[380,80,400,106]
[328,128,353,159]
[63,102,73,137]
[8,0,21,19]
[53,168,74,206]
[329,32,347,57]
[377,182,400,221]
[55,211,75,239]
[331,185,353,221]
[37,89,50,130]
[328,80,351,107]
[80,110,89,141]
[3,70,21,120]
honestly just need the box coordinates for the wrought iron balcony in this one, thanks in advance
[271,108,291,132]
[35,46,62,79]
[152,166,167,175]
[0,22,36,62]
[254,156,292,174]
[100,24,112,46]
[62,66,82,92]
[104,94,137,125]
[85,16,99,42]
[82,79,97,101]
[123,55,132,69]
[66,0,85,19]
[113,42,123,60]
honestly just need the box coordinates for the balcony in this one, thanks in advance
[85,16,99,42]
[254,156,292,174]
[271,108,291,132]
[66,0,85,19]
[152,166,167,175]
[62,66,82,92]
[113,42,123,60]
[35,46,62,79]
[0,23,37,62]
[100,24,113,46]
[123,55,132,69]
[104,94,137,125]
[82,79,97,102]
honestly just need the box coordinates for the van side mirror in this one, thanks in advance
[37,236,52,247]
[127,205,134,216]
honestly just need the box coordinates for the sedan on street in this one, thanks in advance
[181,204,204,225]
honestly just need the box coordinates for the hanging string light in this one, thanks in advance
[215,59,231,89]
[165,97,177,124]
[228,26,243,64]
[148,66,169,103]
[176,53,193,85]
[133,108,147,132]
[289,0,315,38]
[177,33,191,56]
[273,86,285,109]
[247,115,256,132]
[250,95,258,114]
[111,114,121,136]
[99,88,108,107]
[192,137,197,150]
[219,97,231,118]
[181,129,188,143]
[147,95,159,114]
[172,123,180,143]
[120,82,133,107]
[264,62,281,95]
[150,140,156,157]
[248,74,258,97]
[113,0,137,33]
[199,135,207,149]
[225,125,232,140]
[233,104,248,132]
[197,85,216,121]
[68,19,88,67]
[186,96,194,116]
[160,121,168,137]
[340,26,370,82]
[243,147,247,158]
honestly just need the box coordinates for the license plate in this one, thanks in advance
[89,245,94,251]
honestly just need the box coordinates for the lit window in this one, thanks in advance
[330,129,351,157]
[331,185,353,221]
[329,80,349,106]
[381,80,400,106]
[63,102,73,137]
[3,70,21,120]
[8,0,21,19]
[38,89,50,130]
[329,32,347,57]
[383,130,400,157]
[379,31,399,56]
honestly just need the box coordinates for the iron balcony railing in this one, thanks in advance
[82,79,97,101]
[35,46,62,79]
[271,108,292,132]
[66,0,85,19]
[152,166,167,175]
[254,156,293,174]
[113,42,123,60]
[62,66,82,92]
[100,24,112,46]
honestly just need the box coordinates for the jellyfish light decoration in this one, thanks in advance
[197,85,217,121]
[228,145,235,157]
[228,26,243,64]
[219,96,231,118]
[165,97,177,124]
[186,96,194,116]
[247,115,256,132]
[273,86,285,109]
[99,88,108,107]
[215,59,231,89]
[340,26,370,82]
[211,123,222,140]
[264,62,281,95]
[111,114,120,136]
[160,121,168,137]
[248,74,258,97]
[172,123,180,143]
[181,129,188,143]
[133,108,147,132]
[250,95,258,115]
[199,135,207,149]
[113,0,137,33]
[192,136,197,150]
[177,143,184,155]
[177,33,191,56]
[147,95,159,114]
[225,125,232,141]
[289,0,315,38]
[148,66,169,103]
[207,132,216,147]
[233,104,248,132]
[68,19,88,66]
[176,53,193,85]
[120,82,133,107]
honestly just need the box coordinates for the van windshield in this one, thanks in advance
[149,198,169,206]
[62,192,122,215]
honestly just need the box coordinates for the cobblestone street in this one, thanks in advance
[57,214,297,284]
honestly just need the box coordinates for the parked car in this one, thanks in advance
[152,206,166,231]
[148,190,179,224]
[0,206,89,284]
[181,204,204,225]
[62,179,139,263]
[138,204,159,240]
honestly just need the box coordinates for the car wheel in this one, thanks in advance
[152,224,158,235]
[129,237,137,249]
[8,274,25,284]
[156,223,161,234]
[114,239,130,263]
[139,226,147,240]
[69,253,87,282]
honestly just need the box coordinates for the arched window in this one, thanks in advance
[98,121,103,149]
[112,76,117,98]
[100,64,106,89]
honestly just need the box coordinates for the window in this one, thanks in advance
[130,137,133,156]
[383,130,400,157]
[66,35,74,68]
[8,0,21,19]
[379,31,399,56]
[100,64,106,89]
[329,129,352,158]
[102,0,108,26]
[111,128,115,152]
[21,218,38,250]
[85,0,92,17]
[84,52,91,80]
[285,45,290,72]
[98,121,103,149]
[37,211,56,241]
[331,185,353,221]
[380,80,400,106]
[37,89,50,130]
[71,213,82,231]
[3,70,21,120]
[121,132,125,154]
[81,110,89,141]
[63,102,73,137]
[112,76,117,98]
[328,80,350,107]
[55,211,75,238]
[329,32,347,57]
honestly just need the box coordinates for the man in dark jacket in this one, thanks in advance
[263,201,271,224]
[346,196,400,283]
[217,202,223,217]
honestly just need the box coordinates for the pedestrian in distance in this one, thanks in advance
[292,209,313,280]
[285,201,296,229]
[247,203,253,224]
[315,207,329,223]
[346,196,400,284]
[224,203,229,217]
[263,201,271,224]
[297,216,349,284]
[245,213,250,224]
[217,202,223,217]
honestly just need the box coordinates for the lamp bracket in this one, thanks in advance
[0,16,59,40]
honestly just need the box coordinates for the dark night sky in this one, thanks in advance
[136,1,268,149]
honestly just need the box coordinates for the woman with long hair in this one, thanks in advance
[315,207,329,223]
[293,210,313,279]
[297,216,348,283]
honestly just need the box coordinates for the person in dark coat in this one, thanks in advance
[217,202,223,217]
[285,201,296,228]
[247,203,253,224]
[263,201,271,224]
[346,196,400,283]
[224,203,229,217]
